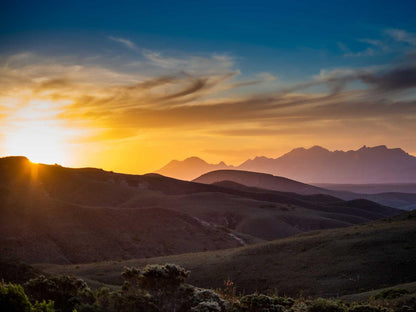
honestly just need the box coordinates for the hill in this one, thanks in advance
[37,210,416,297]
[156,145,416,183]
[0,156,400,264]
[194,170,416,210]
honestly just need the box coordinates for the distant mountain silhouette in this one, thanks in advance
[157,145,416,183]
[156,156,232,181]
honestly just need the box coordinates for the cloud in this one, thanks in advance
[318,59,416,93]
[358,65,416,91]
[358,39,390,52]
[1,46,416,144]
[385,29,416,46]
[142,50,235,76]
[108,36,137,50]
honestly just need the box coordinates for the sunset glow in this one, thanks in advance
[1,98,75,164]
[1,0,416,173]
[3,121,69,164]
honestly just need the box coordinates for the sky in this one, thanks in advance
[1,0,416,173]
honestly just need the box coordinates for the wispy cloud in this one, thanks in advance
[385,29,416,46]
[1,43,415,146]
[108,36,137,50]
[358,39,390,52]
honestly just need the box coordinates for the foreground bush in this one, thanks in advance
[24,275,93,312]
[3,263,416,312]
[307,298,345,312]
[0,282,31,312]
[0,282,54,312]
[238,293,284,312]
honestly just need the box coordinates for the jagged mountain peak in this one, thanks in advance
[156,145,416,183]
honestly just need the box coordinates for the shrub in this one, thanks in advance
[24,275,93,312]
[308,298,345,312]
[216,279,238,304]
[32,300,55,312]
[0,282,32,312]
[193,288,226,311]
[191,301,222,312]
[273,296,295,307]
[239,294,284,312]
[138,263,190,293]
[121,264,193,312]
[93,286,158,312]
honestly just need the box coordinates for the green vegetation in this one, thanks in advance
[0,282,54,312]
[2,264,416,312]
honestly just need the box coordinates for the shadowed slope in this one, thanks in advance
[39,210,416,297]
[194,169,416,210]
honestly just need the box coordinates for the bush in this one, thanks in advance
[273,296,295,307]
[137,263,190,293]
[308,298,345,312]
[121,264,193,312]
[239,294,284,312]
[0,282,32,312]
[193,288,226,311]
[24,275,93,312]
[91,286,158,312]
[32,300,55,312]
[0,282,55,312]
[191,301,222,312]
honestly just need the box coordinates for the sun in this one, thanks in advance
[4,121,70,164]
[2,99,72,165]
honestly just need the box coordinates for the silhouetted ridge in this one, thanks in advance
[157,145,416,183]
[194,169,416,210]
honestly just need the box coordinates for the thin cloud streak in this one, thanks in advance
[108,36,138,50]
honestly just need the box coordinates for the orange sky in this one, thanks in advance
[1,51,415,174]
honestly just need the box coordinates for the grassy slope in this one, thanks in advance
[37,210,416,297]
[341,281,416,302]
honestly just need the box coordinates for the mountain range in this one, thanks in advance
[156,145,416,183]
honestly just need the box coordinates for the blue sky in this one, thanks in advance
[1,0,416,171]
[3,0,415,79]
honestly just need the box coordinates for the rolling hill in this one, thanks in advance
[37,209,416,297]
[0,156,400,264]
[156,145,416,183]
[194,169,416,210]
